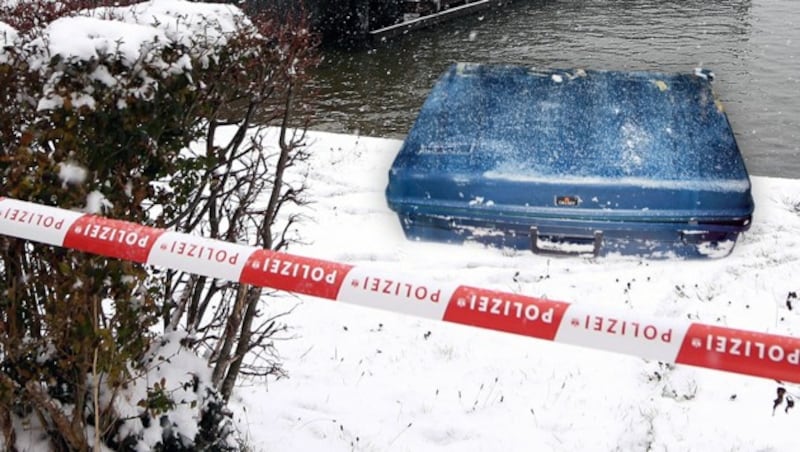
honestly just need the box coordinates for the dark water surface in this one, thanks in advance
[311,0,799,178]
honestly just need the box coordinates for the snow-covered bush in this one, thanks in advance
[0,0,318,449]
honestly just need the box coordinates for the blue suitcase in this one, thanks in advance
[385,63,754,258]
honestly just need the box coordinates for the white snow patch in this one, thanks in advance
[85,190,112,214]
[98,0,246,44]
[694,67,715,81]
[37,95,64,111]
[696,239,736,258]
[0,22,17,64]
[468,196,485,206]
[93,330,235,452]
[58,162,88,185]
[37,16,169,66]
[0,22,16,42]
[90,65,118,87]
[71,93,96,110]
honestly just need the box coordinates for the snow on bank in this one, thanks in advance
[230,130,800,451]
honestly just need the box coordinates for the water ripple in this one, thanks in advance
[311,0,800,177]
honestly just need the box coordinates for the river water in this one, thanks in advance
[311,0,799,178]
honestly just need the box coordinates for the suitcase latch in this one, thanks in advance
[531,227,603,257]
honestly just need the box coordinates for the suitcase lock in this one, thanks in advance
[530,227,603,257]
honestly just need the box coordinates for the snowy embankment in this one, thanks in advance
[230,130,800,451]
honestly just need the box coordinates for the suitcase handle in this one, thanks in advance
[530,227,603,257]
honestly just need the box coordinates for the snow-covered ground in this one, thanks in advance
[229,130,800,451]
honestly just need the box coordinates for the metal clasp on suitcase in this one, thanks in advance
[530,227,603,257]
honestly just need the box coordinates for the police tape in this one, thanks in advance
[1,196,799,383]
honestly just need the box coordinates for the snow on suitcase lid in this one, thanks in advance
[387,63,754,223]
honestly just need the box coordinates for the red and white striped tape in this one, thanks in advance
[1,196,799,383]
